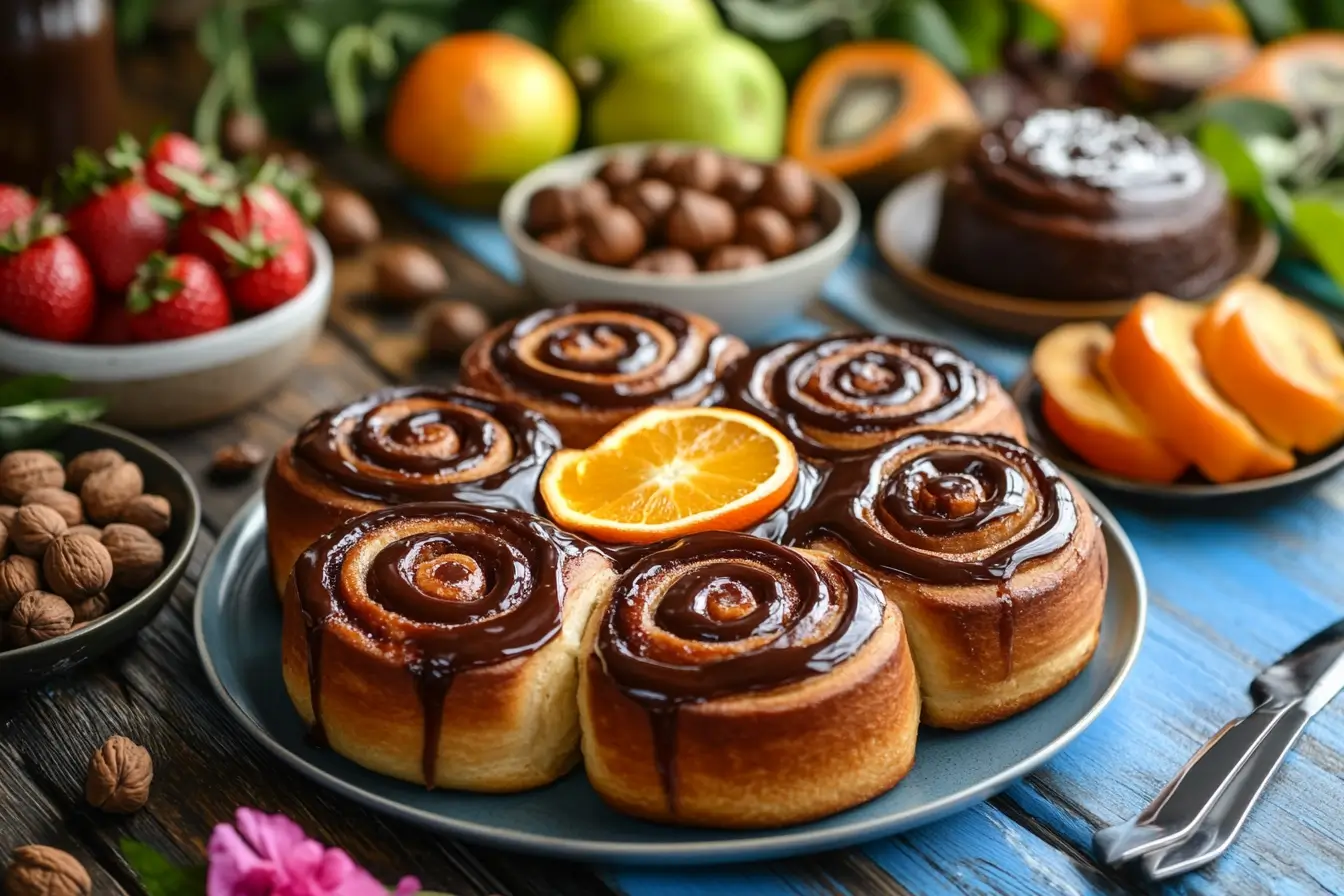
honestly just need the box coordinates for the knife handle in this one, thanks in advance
[1139,702,1312,880]
[1092,698,1296,866]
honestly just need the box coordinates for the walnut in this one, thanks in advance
[65,449,124,492]
[4,845,91,896]
[5,592,73,648]
[101,524,165,591]
[80,461,143,524]
[119,494,171,537]
[11,504,68,557]
[0,504,17,529]
[0,517,7,559]
[42,534,113,600]
[85,734,153,814]
[67,525,102,541]
[0,451,64,503]
[22,488,83,526]
[0,555,41,616]
[70,592,109,624]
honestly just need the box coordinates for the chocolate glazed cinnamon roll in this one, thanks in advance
[579,532,919,828]
[265,387,561,595]
[460,300,748,447]
[785,431,1107,729]
[725,334,1025,458]
[281,503,615,791]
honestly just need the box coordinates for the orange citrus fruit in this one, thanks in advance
[540,407,798,544]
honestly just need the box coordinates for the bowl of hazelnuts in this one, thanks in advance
[500,142,860,340]
[0,422,200,691]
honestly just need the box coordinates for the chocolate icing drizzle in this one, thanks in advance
[595,531,884,809]
[725,336,988,459]
[290,387,560,511]
[488,300,739,408]
[294,503,590,786]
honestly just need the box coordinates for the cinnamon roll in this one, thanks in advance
[459,300,749,447]
[784,431,1106,729]
[579,531,919,828]
[725,334,1024,458]
[281,503,615,791]
[265,387,560,594]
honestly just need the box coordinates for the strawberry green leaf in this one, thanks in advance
[0,398,107,451]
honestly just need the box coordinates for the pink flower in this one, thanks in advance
[207,808,420,896]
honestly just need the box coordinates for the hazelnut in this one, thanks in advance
[526,186,576,233]
[705,245,768,272]
[11,504,68,557]
[43,534,113,600]
[631,248,698,275]
[70,592,110,624]
[211,442,267,483]
[642,146,682,180]
[3,845,91,896]
[0,451,64,503]
[22,488,83,526]
[423,301,490,360]
[536,227,583,258]
[596,154,643,190]
[374,244,448,306]
[222,109,268,158]
[616,179,677,233]
[66,449,124,492]
[572,180,611,218]
[0,504,16,529]
[81,462,144,524]
[718,161,764,208]
[318,185,381,253]
[119,494,171,537]
[579,205,646,267]
[738,206,796,259]
[667,148,725,193]
[68,524,102,541]
[666,190,736,253]
[102,524,165,592]
[0,555,40,616]
[794,218,826,252]
[86,735,153,814]
[758,160,817,218]
[5,592,74,647]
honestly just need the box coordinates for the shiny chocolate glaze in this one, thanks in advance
[725,336,989,459]
[595,531,884,809]
[294,503,593,786]
[291,387,560,512]
[487,300,739,408]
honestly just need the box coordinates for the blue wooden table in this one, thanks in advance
[409,201,1344,896]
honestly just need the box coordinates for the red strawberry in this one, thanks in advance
[126,252,232,342]
[0,211,96,342]
[145,132,206,199]
[0,186,38,232]
[212,227,312,314]
[178,157,311,271]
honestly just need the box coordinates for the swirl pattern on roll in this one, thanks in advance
[290,387,560,508]
[478,300,740,409]
[726,335,1012,458]
[294,503,592,784]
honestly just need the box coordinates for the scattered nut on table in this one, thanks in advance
[86,734,153,814]
[423,300,490,360]
[318,185,381,254]
[3,844,91,896]
[211,442,267,482]
[375,244,449,306]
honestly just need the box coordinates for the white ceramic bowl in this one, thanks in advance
[0,231,333,431]
[500,143,860,341]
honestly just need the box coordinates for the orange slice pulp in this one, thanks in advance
[540,408,798,544]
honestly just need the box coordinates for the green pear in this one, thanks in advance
[590,30,787,160]
[556,0,721,86]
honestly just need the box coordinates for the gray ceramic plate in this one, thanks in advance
[195,492,1146,865]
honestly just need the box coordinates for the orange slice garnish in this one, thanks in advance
[540,407,798,544]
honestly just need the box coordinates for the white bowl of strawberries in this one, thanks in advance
[0,133,332,430]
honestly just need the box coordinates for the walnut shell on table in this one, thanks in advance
[101,524,165,591]
[85,734,153,814]
[81,462,144,525]
[3,844,91,896]
[5,591,74,648]
[0,451,64,504]
[42,534,113,600]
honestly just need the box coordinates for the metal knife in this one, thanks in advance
[1093,617,1344,871]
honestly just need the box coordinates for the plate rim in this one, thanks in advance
[194,491,1148,864]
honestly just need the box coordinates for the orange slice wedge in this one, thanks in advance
[540,407,798,544]
[1033,322,1188,483]
[1109,294,1294,483]
[1196,279,1344,453]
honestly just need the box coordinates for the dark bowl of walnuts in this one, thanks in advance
[0,422,201,691]
[500,142,861,341]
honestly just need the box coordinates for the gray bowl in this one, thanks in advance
[0,422,201,691]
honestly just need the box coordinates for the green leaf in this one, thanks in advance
[373,10,448,52]
[1238,0,1306,40]
[120,840,208,896]
[877,0,971,76]
[1293,197,1344,292]
[1200,97,1298,140]
[1198,119,1294,227]
[943,0,1008,74]
[1312,0,1344,29]
[116,0,158,44]
[0,398,107,451]
[0,374,68,407]
[1013,1,1061,50]
[286,11,330,61]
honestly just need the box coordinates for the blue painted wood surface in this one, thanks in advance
[405,198,1344,896]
